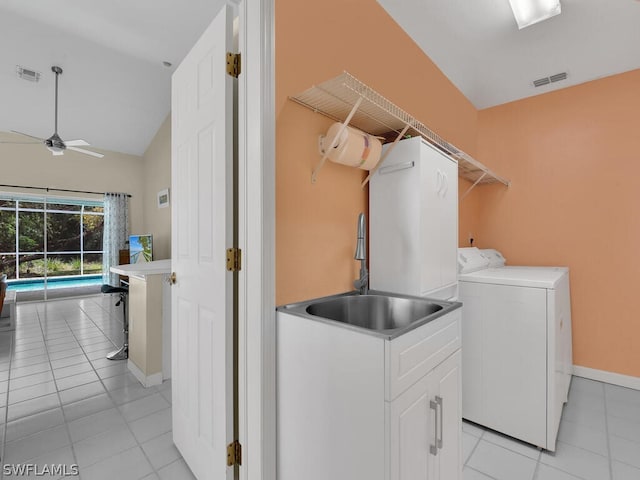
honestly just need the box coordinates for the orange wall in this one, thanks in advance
[470,69,640,377]
[276,0,478,305]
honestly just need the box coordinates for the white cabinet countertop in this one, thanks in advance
[110,259,171,276]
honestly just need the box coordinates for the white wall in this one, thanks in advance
[141,115,171,260]
[0,138,145,231]
[1,117,172,262]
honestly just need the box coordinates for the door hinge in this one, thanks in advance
[226,52,241,78]
[226,248,242,272]
[227,440,242,467]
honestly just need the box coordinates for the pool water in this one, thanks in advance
[7,275,102,292]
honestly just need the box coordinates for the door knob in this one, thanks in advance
[169,272,177,285]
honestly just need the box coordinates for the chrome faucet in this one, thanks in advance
[353,212,369,295]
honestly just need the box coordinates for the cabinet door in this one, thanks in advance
[388,373,436,480]
[438,155,458,288]
[419,143,443,295]
[432,351,462,480]
[370,139,422,295]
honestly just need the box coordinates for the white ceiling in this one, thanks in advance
[0,1,223,156]
[377,0,640,109]
[1,1,638,157]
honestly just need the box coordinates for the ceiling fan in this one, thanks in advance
[0,66,104,158]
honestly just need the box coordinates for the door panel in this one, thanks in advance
[419,143,441,295]
[433,351,462,480]
[438,155,458,288]
[389,374,434,480]
[482,284,547,447]
[171,4,234,479]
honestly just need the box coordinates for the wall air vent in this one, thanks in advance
[533,72,568,88]
[16,65,41,82]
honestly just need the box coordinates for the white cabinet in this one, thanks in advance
[370,137,458,298]
[389,350,461,480]
[433,351,462,480]
[277,305,462,480]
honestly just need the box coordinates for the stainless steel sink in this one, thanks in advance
[306,295,443,331]
[279,291,461,339]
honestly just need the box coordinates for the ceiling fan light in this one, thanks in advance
[46,145,64,155]
[508,0,561,29]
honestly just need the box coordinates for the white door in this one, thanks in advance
[171,5,234,480]
[389,373,436,480]
[419,142,442,295]
[432,351,462,480]
[438,155,458,288]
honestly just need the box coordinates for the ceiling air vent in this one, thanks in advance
[550,72,567,83]
[533,71,568,88]
[16,65,41,82]
[533,77,550,87]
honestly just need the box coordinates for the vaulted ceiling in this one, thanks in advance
[1,0,638,157]
[377,0,640,108]
[0,1,224,156]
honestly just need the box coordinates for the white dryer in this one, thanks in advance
[458,248,572,451]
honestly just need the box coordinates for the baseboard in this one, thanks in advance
[573,365,640,391]
[128,359,163,387]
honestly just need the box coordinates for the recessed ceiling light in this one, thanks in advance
[16,65,41,82]
[508,0,562,29]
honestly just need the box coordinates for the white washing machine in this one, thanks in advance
[458,247,572,451]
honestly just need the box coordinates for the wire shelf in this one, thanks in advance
[290,72,510,188]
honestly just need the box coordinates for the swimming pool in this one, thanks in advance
[7,275,102,292]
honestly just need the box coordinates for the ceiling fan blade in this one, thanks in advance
[64,139,90,147]
[52,150,64,156]
[67,146,104,158]
[10,130,45,142]
[0,140,41,144]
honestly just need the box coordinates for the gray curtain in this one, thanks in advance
[102,193,129,285]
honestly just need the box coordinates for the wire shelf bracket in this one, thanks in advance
[290,72,510,193]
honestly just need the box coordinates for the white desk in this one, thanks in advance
[110,259,171,386]
[110,259,172,277]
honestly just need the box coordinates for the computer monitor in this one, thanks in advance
[129,234,153,264]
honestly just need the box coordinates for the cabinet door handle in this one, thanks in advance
[379,161,415,175]
[441,174,448,198]
[430,399,439,456]
[436,395,443,449]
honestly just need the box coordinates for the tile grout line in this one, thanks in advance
[1,309,49,472]
[463,426,484,467]
[4,297,179,478]
[79,295,126,347]
[464,465,499,480]
[538,379,612,480]
[73,295,164,476]
[39,298,120,474]
[531,451,541,480]
[0,318,19,480]
[35,303,81,478]
[602,382,614,480]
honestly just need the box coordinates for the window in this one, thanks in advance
[0,195,104,280]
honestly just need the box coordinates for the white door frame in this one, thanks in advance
[237,0,276,479]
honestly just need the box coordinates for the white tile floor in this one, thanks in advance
[463,376,640,480]
[4,295,640,480]
[0,295,194,480]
